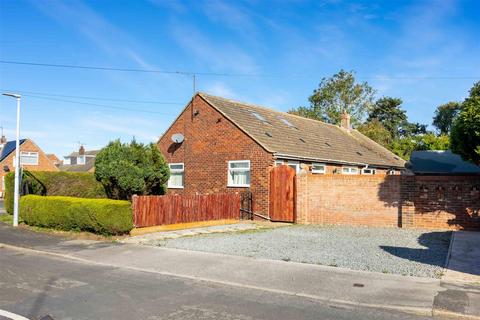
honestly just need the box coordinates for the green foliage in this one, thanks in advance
[357,119,392,148]
[432,102,461,135]
[289,70,375,125]
[451,81,480,164]
[367,97,407,138]
[4,172,15,214]
[4,171,107,214]
[416,133,450,151]
[389,134,450,160]
[94,139,170,200]
[20,195,132,235]
[398,122,428,137]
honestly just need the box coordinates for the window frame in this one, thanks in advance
[17,151,39,166]
[227,160,251,188]
[311,163,326,174]
[167,162,185,189]
[361,168,376,175]
[274,159,284,166]
[341,166,359,175]
[287,161,300,173]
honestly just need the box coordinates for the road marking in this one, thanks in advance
[0,309,30,320]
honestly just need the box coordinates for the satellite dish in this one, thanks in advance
[171,133,185,144]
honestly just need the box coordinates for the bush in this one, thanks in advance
[95,139,169,199]
[20,195,132,235]
[4,172,15,214]
[4,171,107,214]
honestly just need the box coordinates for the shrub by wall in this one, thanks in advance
[4,171,107,214]
[20,195,132,235]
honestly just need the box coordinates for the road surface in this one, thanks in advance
[0,246,438,320]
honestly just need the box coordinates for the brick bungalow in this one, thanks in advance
[158,93,405,218]
[0,136,59,197]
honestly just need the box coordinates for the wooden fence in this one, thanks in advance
[132,193,241,228]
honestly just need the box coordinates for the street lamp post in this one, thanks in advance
[2,93,21,227]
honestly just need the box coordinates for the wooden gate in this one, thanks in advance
[269,165,296,222]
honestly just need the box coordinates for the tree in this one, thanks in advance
[357,119,392,148]
[367,97,407,138]
[389,134,450,160]
[399,122,428,137]
[415,133,450,151]
[432,101,461,135]
[451,81,480,164]
[94,139,170,200]
[289,70,375,125]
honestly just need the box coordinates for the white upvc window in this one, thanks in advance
[274,159,284,166]
[341,166,359,175]
[361,168,376,175]
[168,163,184,188]
[77,155,86,165]
[312,163,326,174]
[287,161,300,173]
[19,152,39,165]
[228,160,250,187]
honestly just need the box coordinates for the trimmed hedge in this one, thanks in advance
[5,171,107,214]
[20,195,132,235]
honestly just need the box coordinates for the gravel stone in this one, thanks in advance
[159,225,452,278]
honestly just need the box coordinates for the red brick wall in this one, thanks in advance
[0,139,58,197]
[157,95,274,216]
[296,172,480,230]
[410,175,480,230]
[296,172,401,227]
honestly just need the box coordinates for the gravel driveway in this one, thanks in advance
[157,225,451,278]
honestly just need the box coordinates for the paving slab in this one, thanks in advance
[443,231,480,284]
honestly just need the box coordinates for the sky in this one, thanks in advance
[0,0,479,158]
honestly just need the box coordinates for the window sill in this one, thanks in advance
[168,186,184,189]
[227,184,250,188]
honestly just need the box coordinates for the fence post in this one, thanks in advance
[132,194,138,228]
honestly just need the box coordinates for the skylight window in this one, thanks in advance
[278,117,298,129]
[251,112,269,123]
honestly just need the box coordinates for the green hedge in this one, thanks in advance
[5,171,107,214]
[20,195,132,235]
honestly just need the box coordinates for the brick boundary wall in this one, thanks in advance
[296,170,480,230]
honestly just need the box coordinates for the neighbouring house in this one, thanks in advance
[158,92,405,218]
[407,150,480,175]
[46,153,62,166]
[0,136,59,197]
[58,146,99,172]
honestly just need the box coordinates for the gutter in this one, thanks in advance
[273,153,404,170]
[273,153,368,167]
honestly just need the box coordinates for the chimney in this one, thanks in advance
[0,134,6,152]
[340,111,351,131]
[79,145,85,155]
